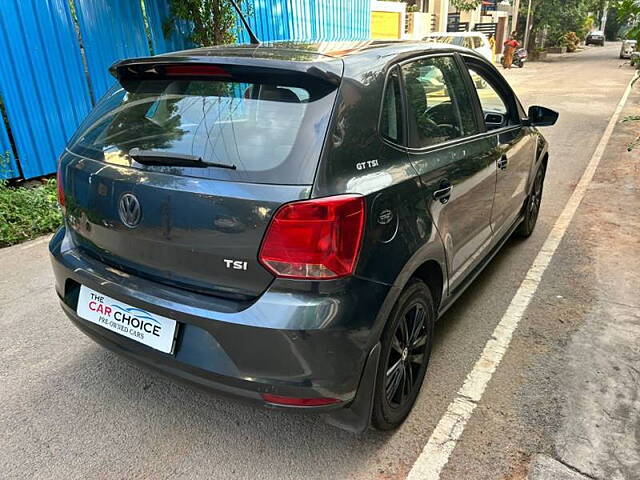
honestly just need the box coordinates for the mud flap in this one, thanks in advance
[324,342,381,434]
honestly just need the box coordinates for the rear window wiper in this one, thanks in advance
[128,148,236,170]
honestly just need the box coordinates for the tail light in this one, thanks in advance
[56,164,66,214]
[259,195,365,280]
[261,393,341,407]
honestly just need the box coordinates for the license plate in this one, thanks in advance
[77,286,177,354]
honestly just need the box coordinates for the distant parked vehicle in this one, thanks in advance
[423,32,493,62]
[620,39,637,59]
[586,31,605,46]
[512,48,528,68]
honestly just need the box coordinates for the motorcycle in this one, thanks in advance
[502,48,527,68]
[512,48,527,68]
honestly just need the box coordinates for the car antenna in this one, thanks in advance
[229,0,260,46]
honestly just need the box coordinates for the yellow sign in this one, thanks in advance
[371,11,401,39]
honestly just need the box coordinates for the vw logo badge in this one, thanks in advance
[118,193,142,228]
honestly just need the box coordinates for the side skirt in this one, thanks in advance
[437,214,525,318]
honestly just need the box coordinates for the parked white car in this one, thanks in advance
[423,32,493,62]
[620,39,637,59]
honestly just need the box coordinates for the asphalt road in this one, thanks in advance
[1,43,637,480]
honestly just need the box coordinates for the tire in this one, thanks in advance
[372,279,435,430]
[516,164,546,238]
[518,62,525,68]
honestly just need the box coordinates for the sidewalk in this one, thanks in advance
[528,83,640,479]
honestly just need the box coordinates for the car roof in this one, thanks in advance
[175,40,476,61]
[113,40,485,82]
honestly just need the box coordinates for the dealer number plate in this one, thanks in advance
[77,286,177,354]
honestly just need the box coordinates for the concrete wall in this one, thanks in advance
[406,12,435,39]
[429,0,449,32]
[371,0,407,39]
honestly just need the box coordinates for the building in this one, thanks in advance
[372,0,519,50]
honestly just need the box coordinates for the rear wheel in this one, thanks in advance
[516,164,546,238]
[372,279,435,430]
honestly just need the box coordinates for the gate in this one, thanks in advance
[474,23,498,36]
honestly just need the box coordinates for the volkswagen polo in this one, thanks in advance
[50,40,557,432]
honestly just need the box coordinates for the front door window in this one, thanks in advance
[401,56,478,149]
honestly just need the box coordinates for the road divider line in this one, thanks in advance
[406,72,638,480]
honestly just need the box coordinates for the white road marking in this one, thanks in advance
[406,72,638,480]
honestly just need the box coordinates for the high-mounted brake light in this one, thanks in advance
[164,65,231,78]
[258,195,365,280]
[261,393,341,407]
[56,163,66,214]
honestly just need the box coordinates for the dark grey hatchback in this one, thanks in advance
[50,40,557,432]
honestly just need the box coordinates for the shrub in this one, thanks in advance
[0,153,62,247]
[564,32,580,52]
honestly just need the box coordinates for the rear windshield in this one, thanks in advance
[68,73,338,184]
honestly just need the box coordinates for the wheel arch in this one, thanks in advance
[410,260,444,315]
[369,236,448,345]
[527,137,549,195]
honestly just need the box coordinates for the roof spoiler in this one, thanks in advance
[109,57,343,88]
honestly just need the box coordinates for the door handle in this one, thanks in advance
[497,155,508,170]
[433,180,453,204]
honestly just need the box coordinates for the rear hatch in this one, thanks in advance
[60,55,342,299]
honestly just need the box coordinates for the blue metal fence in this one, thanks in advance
[238,0,371,43]
[74,0,151,100]
[0,0,372,180]
[143,0,194,54]
[0,117,18,179]
[0,0,92,179]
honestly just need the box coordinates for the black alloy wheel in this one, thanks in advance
[517,164,546,238]
[372,279,435,430]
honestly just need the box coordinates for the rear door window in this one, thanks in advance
[68,70,338,185]
[380,68,404,144]
[401,56,479,148]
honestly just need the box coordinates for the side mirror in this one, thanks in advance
[525,105,559,127]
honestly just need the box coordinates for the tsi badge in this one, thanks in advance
[224,259,248,271]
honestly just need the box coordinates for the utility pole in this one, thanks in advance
[512,0,520,26]
[513,0,521,30]
[523,0,533,50]
[600,1,609,31]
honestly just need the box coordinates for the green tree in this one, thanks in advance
[164,0,246,47]
[521,0,605,48]
[615,0,640,42]
[450,0,483,11]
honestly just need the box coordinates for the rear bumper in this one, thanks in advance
[49,227,390,418]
